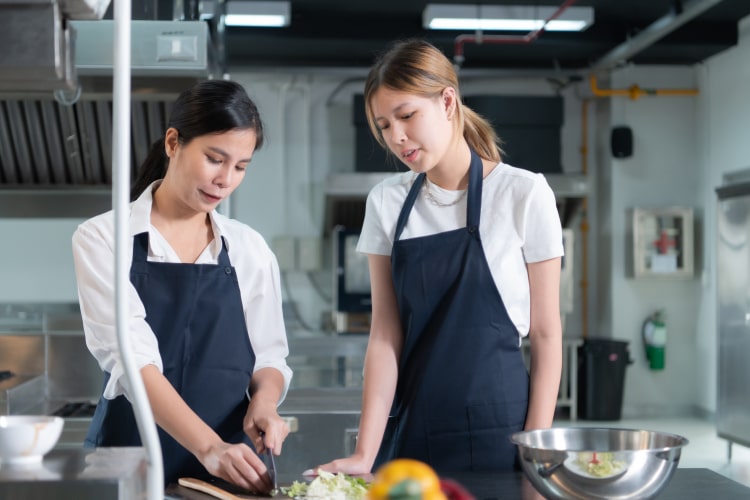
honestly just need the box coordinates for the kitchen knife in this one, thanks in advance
[266,449,278,495]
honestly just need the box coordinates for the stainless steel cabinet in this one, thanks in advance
[716,180,750,454]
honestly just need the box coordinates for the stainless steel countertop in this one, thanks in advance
[0,447,148,499]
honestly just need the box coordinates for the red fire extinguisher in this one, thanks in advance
[642,310,666,370]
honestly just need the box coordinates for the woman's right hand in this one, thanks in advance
[310,453,373,476]
[198,441,273,493]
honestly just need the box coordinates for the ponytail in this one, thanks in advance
[461,104,502,163]
[130,138,168,201]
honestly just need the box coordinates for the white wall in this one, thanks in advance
[0,218,83,302]
[601,65,703,416]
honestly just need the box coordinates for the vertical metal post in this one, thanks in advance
[113,0,164,497]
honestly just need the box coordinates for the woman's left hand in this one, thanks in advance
[243,397,290,455]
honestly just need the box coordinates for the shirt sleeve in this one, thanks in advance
[233,233,293,405]
[521,174,565,263]
[356,183,392,256]
[72,222,163,400]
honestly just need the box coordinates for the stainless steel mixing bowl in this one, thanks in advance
[510,427,689,500]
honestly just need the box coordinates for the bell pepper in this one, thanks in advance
[368,459,447,500]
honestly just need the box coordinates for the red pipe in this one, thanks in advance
[454,0,578,65]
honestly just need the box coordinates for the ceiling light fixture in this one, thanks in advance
[224,1,291,28]
[423,4,594,32]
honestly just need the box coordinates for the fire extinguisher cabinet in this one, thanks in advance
[577,338,632,420]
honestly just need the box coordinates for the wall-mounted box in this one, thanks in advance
[628,207,694,278]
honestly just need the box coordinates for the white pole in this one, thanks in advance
[112,1,164,498]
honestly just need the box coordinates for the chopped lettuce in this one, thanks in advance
[574,451,626,477]
[281,470,368,500]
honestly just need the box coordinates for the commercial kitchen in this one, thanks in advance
[1,0,750,498]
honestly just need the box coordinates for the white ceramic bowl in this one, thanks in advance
[0,416,64,466]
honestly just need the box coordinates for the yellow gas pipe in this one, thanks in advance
[589,74,699,100]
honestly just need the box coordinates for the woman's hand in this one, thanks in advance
[244,367,289,455]
[311,453,373,476]
[243,396,290,455]
[197,440,273,493]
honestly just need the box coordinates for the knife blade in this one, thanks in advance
[259,432,279,496]
[266,448,279,496]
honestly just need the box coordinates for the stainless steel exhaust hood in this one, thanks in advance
[0,2,219,214]
[0,0,217,94]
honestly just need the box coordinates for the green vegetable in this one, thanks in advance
[280,471,368,499]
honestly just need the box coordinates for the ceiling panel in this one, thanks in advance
[219,0,750,72]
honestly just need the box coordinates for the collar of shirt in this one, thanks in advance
[130,180,230,263]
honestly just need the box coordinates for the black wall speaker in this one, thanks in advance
[611,126,633,158]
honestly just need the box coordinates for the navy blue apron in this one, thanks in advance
[85,231,256,485]
[375,149,529,474]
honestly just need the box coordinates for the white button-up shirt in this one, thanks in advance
[72,181,292,402]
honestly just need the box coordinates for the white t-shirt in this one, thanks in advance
[357,162,564,338]
[72,181,293,402]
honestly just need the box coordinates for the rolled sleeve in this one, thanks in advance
[72,221,163,401]
[230,227,293,405]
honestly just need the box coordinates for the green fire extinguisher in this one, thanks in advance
[642,310,666,370]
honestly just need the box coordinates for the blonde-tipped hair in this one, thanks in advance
[364,39,502,163]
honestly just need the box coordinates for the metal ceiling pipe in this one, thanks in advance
[590,0,724,72]
[453,0,578,66]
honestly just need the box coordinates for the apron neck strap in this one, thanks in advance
[394,174,425,241]
[466,148,483,230]
[393,149,484,242]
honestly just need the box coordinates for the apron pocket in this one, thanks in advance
[468,401,526,471]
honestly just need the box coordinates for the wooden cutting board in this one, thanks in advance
[166,478,289,500]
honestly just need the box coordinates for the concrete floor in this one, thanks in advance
[555,416,750,488]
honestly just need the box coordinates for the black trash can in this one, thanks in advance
[577,338,631,420]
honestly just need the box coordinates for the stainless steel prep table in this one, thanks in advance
[0,447,147,499]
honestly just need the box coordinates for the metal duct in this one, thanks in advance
[590,0,724,72]
[0,14,217,194]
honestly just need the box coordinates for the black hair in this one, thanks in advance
[130,79,264,200]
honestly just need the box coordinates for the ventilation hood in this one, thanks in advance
[0,0,218,94]
[72,19,215,80]
[0,2,220,206]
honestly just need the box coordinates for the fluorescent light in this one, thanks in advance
[423,4,594,32]
[224,1,290,27]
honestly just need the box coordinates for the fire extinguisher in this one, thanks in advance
[642,310,666,370]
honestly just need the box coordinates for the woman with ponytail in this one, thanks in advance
[317,39,563,475]
[72,80,292,493]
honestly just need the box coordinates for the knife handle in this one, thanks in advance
[178,477,244,500]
